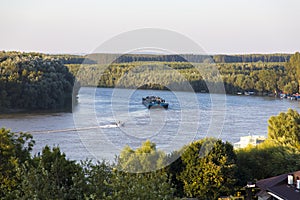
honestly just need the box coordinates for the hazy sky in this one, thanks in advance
[1,0,299,54]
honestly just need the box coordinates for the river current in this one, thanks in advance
[1,87,299,161]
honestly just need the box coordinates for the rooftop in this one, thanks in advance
[256,171,300,200]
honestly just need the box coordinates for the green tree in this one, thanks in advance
[267,109,300,147]
[17,146,85,199]
[236,109,300,187]
[242,76,255,91]
[116,140,166,173]
[179,138,237,199]
[0,51,79,111]
[236,140,300,185]
[107,140,175,199]
[283,81,298,94]
[164,150,185,197]
[0,128,34,198]
[285,52,300,92]
[106,170,175,200]
[80,160,112,199]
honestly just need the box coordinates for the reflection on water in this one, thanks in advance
[0,87,300,161]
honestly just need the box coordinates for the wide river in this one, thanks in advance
[1,87,300,161]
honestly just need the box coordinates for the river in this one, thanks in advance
[1,87,300,161]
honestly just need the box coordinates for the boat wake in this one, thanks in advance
[99,121,125,128]
[27,122,125,134]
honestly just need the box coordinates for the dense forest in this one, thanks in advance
[2,109,300,199]
[0,51,80,111]
[69,52,300,95]
[67,53,299,95]
[0,51,299,111]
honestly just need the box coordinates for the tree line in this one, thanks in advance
[2,109,300,199]
[87,53,291,64]
[67,52,300,95]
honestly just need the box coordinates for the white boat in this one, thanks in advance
[234,135,266,149]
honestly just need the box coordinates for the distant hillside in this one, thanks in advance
[4,51,289,65]
[86,53,292,64]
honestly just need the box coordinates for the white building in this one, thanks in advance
[234,135,266,149]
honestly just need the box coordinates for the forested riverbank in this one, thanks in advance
[0,52,80,112]
[1,51,300,112]
[67,52,300,95]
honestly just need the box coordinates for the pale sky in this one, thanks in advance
[0,0,299,54]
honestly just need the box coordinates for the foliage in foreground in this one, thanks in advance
[16,146,85,199]
[116,140,166,173]
[0,128,34,198]
[178,139,237,199]
[1,128,237,200]
[236,140,300,185]
[2,109,300,199]
[0,130,176,200]
[236,108,300,185]
[268,108,300,147]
